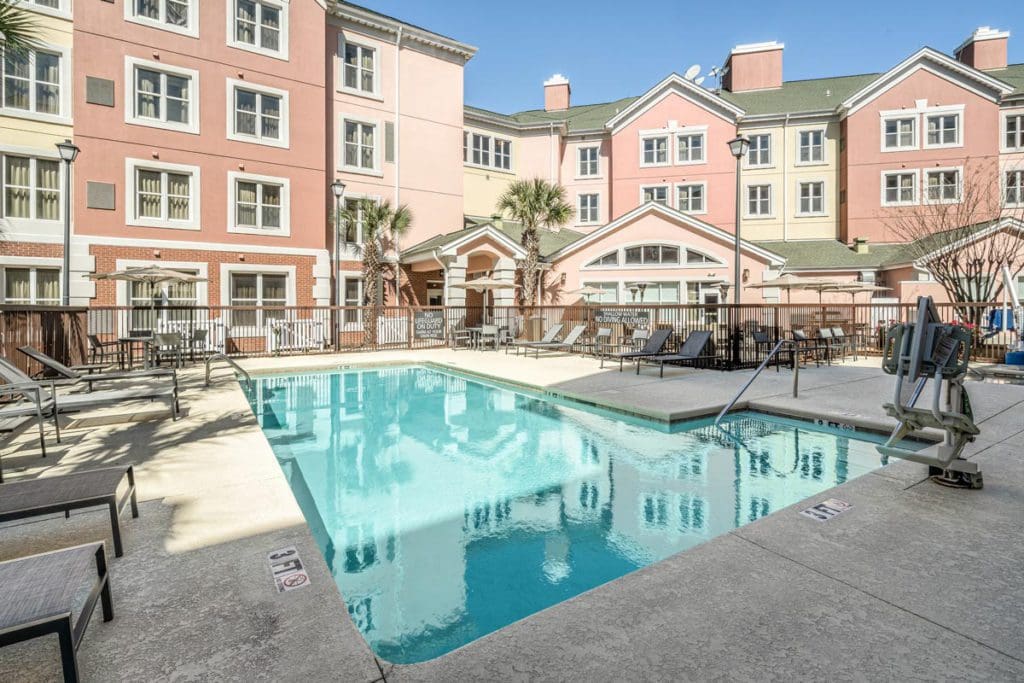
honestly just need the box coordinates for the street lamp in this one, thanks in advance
[727,136,750,368]
[331,180,346,307]
[55,139,80,306]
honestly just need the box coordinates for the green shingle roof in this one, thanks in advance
[465,98,639,132]
[753,240,910,269]
[985,63,1024,97]
[403,217,588,260]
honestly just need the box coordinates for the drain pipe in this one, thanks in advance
[431,248,448,306]
[393,26,403,305]
[782,113,790,241]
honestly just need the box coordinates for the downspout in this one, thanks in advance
[782,113,790,241]
[394,26,403,305]
[431,248,448,306]
[549,122,556,182]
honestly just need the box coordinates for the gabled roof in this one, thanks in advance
[839,47,1014,115]
[330,1,477,62]
[547,202,786,265]
[402,218,587,261]
[754,239,909,270]
[604,74,745,131]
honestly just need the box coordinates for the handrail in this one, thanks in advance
[205,353,253,392]
[715,339,800,427]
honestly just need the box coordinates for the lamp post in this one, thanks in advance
[727,135,750,368]
[331,180,346,306]
[55,139,80,306]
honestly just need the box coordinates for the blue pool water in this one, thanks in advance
[247,366,897,664]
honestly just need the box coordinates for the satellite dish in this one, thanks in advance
[683,64,701,80]
[694,76,706,86]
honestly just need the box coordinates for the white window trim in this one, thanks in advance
[743,132,773,169]
[1000,110,1024,153]
[922,111,963,150]
[0,42,73,125]
[338,269,364,331]
[794,127,827,166]
[1004,169,1024,208]
[581,241,725,271]
[220,263,296,336]
[674,126,707,166]
[922,165,963,205]
[0,259,63,304]
[576,192,600,226]
[21,0,72,21]
[337,192,381,259]
[338,113,382,177]
[0,147,65,230]
[124,56,200,135]
[125,158,201,230]
[795,179,828,217]
[575,145,601,179]
[879,114,918,152]
[674,181,707,215]
[337,33,381,100]
[880,169,919,207]
[227,0,290,61]
[639,133,671,168]
[463,132,513,173]
[227,171,290,237]
[744,183,774,219]
[224,78,290,149]
[639,184,670,206]
[124,0,199,38]
[579,280,620,304]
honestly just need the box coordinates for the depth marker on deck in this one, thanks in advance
[800,498,852,522]
[268,546,311,592]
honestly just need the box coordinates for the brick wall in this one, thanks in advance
[0,242,65,259]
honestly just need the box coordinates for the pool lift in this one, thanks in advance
[984,264,1024,364]
[877,296,982,489]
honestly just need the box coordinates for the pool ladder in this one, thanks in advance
[715,340,800,429]
[205,353,253,392]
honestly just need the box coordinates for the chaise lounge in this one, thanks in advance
[601,328,672,372]
[18,346,175,392]
[509,323,564,355]
[524,324,588,358]
[639,330,715,377]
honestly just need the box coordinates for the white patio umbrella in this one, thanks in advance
[451,276,518,323]
[745,273,838,303]
[821,282,892,303]
[570,285,605,303]
[90,266,208,329]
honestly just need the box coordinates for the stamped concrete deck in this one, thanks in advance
[1,349,1022,681]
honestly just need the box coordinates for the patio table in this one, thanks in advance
[117,337,153,370]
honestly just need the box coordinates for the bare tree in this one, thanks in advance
[884,157,1024,323]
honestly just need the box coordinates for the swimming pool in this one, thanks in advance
[248,365,895,664]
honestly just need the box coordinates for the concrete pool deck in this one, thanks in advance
[1,349,1022,681]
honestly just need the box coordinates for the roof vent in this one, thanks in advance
[852,237,869,254]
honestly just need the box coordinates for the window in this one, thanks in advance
[883,117,915,150]
[128,0,194,35]
[585,251,618,267]
[578,193,599,224]
[641,493,669,528]
[581,282,617,304]
[641,136,668,165]
[1007,170,1024,207]
[2,47,62,116]
[127,160,199,229]
[462,132,467,162]
[798,181,825,215]
[493,139,511,170]
[1006,114,1024,150]
[676,183,704,213]
[342,276,363,326]
[129,271,198,327]
[623,244,679,265]
[925,169,960,203]
[230,272,287,330]
[685,249,715,264]
[747,185,772,216]
[883,171,916,205]
[342,119,377,172]
[126,58,198,134]
[230,174,288,234]
[641,185,668,205]
[676,133,704,163]
[637,282,679,303]
[678,494,706,533]
[797,129,824,163]
[233,1,284,55]
[471,134,489,166]
[747,134,770,166]
[229,81,287,147]
[1,267,59,304]
[2,155,60,221]
[577,146,599,176]
[341,40,375,94]
[925,114,959,147]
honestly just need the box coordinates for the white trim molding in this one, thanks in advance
[337,31,382,100]
[124,56,200,135]
[674,181,708,215]
[226,0,290,61]
[124,158,202,231]
[225,77,290,149]
[880,168,919,207]
[338,113,383,176]
[125,0,199,39]
[226,171,291,237]
[0,41,73,125]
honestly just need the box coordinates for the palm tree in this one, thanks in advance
[0,1,43,55]
[496,178,574,307]
[357,199,412,345]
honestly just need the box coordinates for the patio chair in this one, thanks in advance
[620,328,650,353]
[523,324,587,358]
[0,465,139,557]
[188,328,209,361]
[830,327,855,359]
[791,329,825,367]
[87,334,120,366]
[18,346,175,392]
[150,332,184,368]
[751,330,795,371]
[449,317,473,351]
[816,328,842,364]
[602,328,672,371]
[580,327,613,358]
[640,330,715,377]
[0,542,114,683]
[477,324,500,351]
[509,323,564,356]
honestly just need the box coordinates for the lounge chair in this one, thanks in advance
[0,542,114,682]
[601,328,672,371]
[0,465,139,556]
[640,330,715,377]
[509,323,564,356]
[0,415,46,480]
[524,324,587,358]
[18,346,175,392]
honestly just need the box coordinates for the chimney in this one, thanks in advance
[722,41,784,92]
[955,27,1009,71]
[852,237,870,255]
[544,74,571,111]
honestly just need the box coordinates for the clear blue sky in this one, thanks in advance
[357,0,1022,114]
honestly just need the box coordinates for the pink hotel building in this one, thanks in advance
[1,2,1023,316]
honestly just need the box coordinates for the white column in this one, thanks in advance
[446,255,468,308]
[492,257,516,308]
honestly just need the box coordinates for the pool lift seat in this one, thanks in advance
[877,297,982,489]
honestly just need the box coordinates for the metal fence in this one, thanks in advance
[1,301,1014,374]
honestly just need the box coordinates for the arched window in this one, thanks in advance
[685,249,717,264]
[585,251,618,267]
[623,244,679,265]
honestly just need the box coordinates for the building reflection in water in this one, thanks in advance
[249,367,883,664]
